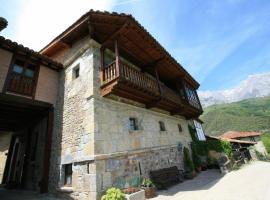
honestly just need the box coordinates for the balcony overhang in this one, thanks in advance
[40,10,199,89]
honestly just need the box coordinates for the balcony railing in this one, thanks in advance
[101,60,202,115]
[6,72,35,96]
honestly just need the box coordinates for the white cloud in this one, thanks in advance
[15,0,115,51]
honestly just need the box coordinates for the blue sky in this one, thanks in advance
[0,0,270,91]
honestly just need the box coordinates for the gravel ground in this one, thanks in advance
[153,161,270,200]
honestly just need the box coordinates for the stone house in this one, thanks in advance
[0,11,203,199]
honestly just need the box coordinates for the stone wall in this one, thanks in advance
[48,38,193,200]
[0,132,12,183]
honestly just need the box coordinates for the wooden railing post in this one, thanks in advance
[154,67,162,97]
[115,39,120,77]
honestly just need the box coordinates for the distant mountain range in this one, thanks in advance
[198,72,270,107]
[201,96,270,136]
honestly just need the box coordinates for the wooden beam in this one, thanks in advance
[141,56,165,73]
[40,108,54,193]
[101,20,130,47]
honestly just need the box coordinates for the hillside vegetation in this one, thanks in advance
[201,96,270,136]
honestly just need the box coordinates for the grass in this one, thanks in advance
[201,96,270,136]
[261,132,270,155]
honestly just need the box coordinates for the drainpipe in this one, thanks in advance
[0,17,8,32]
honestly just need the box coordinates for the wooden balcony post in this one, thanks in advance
[115,39,120,77]
[155,67,162,96]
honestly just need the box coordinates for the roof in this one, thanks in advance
[220,131,262,139]
[0,36,62,70]
[206,135,256,145]
[40,10,200,88]
[0,17,8,31]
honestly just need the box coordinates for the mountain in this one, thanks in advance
[201,96,270,136]
[198,72,270,107]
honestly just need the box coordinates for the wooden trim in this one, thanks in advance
[32,63,41,99]
[40,107,54,193]
[3,52,17,93]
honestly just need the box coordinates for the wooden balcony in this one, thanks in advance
[6,72,35,97]
[100,61,202,118]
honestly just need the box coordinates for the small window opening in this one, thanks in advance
[73,64,80,79]
[64,164,72,186]
[178,124,182,132]
[159,121,166,131]
[128,117,139,131]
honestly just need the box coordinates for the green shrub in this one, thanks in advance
[141,178,154,187]
[188,125,198,141]
[191,143,201,168]
[101,187,125,200]
[183,147,195,172]
[191,140,232,157]
[261,132,270,155]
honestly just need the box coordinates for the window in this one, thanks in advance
[178,124,182,132]
[64,164,72,186]
[193,120,206,141]
[128,117,138,131]
[73,64,80,79]
[159,121,166,131]
[6,58,38,96]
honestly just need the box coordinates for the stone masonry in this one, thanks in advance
[48,37,193,200]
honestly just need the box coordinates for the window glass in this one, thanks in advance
[25,69,35,78]
[13,65,23,74]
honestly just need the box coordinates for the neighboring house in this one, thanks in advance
[0,10,203,200]
[220,131,267,156]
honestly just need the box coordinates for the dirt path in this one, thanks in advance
[153,161,270,200]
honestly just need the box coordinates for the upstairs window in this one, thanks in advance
[178,124,182,132]
[159,121,166,131]
[128,117,139,131]
[64,164,72,186]
[6,57,38,96]
[73,64,80,79]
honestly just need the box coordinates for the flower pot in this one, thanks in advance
[142,186,156,199]
[125,189,145,200]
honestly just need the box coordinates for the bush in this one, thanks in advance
[191,140,232,157]
[261,132,270,155]
[101,188,125,200]
[183,147,195,172]
[141,178,154,187]
[191,143,202,168]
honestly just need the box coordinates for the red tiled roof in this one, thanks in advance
[0,36,63,70]
[220,131,262,139]
[206,135,256,145]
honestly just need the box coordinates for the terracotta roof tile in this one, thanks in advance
[220,131,262,139]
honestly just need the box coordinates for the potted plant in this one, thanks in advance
[101,187,125,200]
[123,187,145,200]
[183,147,196,179]
[141,178,156,199]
